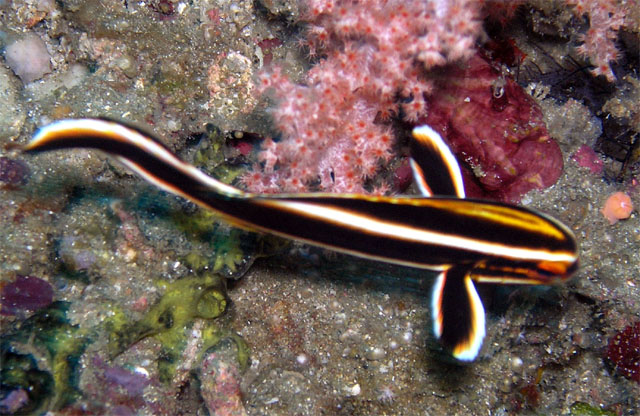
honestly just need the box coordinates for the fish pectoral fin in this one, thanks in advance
[410,125,465,198]
[431,265,486,361]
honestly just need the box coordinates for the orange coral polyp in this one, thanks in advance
[601,191,633,225]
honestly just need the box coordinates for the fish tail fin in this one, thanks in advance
[431,265,486,361]
[24,118,246,202]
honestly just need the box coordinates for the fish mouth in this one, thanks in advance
[470,256,579,285]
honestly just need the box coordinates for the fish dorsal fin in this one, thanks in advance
[431,265,485,361]
[410,125,465,198]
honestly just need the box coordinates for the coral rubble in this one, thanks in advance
[605,321,640,383]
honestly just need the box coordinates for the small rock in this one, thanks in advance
[4,33,52,84]
[0,275,54,315]
[0,65,26,141]
[199,340,247,416]
[344,383,361,397]
[365,346,386,360]
[0,388,29,414]
[103,365,151,397]
[0,157,29,185]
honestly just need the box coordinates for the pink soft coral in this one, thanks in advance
[242,0,483,193]
[566,0,632,81]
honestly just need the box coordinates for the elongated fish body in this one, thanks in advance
[24,119,579,361]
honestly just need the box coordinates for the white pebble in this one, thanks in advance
[344,383,361,397]
[365,346,386,360]
[510,357,523,370]
[4,34,52,84]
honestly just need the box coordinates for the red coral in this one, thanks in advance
[393,159,413,192]
[572,144,604,174]
[606,322,640,383]
[422,52,563,203]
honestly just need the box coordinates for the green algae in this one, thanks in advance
[107,272,226,357]
[106,272,247,382]
[0,302,89,414]
[176,210,259,278]
[168,124,263,278]
[193,124,245,184]
[201,327,249,370]
[208,227,256,276]
[569,402,617,416]
[0,350,53,415]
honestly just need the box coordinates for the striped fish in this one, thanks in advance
[24,119,578,361]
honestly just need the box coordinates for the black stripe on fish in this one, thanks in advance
[410,125,466,198]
